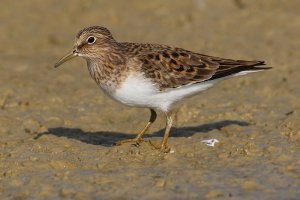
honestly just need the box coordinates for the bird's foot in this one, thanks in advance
[148,140,170,153]
[115,137,144,146]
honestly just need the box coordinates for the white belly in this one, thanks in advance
[112,73,216,112]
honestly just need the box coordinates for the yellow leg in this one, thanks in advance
[149,112,172,152]
[115,109,157,145]
[160,113,172,151]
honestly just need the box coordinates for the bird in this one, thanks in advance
[54,26,271,152]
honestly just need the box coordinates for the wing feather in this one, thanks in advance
[136,46,269,90]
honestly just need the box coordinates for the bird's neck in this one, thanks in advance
[85,50,128,94]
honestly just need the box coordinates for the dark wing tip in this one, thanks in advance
[236,60,272,70]
[249,60,272,70]
[208,60,271,81]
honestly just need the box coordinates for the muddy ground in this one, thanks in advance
[0,0,299,199]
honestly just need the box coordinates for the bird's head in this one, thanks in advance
[54,26,116,68]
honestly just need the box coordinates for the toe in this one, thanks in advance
[160,145,170,153]
[115,138,145,146]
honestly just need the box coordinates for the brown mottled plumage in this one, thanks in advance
[54,26,271,152]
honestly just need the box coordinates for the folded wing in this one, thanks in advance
[139,47,270,90]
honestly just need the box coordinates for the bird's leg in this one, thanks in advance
[115,109,157,146]
[149,112,172,152]
[134,109,157,142]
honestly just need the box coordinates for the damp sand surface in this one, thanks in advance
[0,0,300,199]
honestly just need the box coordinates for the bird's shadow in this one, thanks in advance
[35,120,249,147]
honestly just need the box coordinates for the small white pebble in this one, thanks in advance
[169,148,175,153]
[201,139,219,147]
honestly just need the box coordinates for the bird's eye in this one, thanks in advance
[87,36,96,44]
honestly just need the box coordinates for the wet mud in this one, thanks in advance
[0,0,299,199]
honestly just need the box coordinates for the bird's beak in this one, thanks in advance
[54,49,78,68]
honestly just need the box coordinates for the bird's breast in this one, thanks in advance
[87,60,127,95]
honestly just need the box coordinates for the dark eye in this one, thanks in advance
[87,36,96,44]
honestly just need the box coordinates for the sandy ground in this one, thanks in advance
[0,0,299,199]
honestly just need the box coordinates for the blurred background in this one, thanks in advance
[0,0,299,199]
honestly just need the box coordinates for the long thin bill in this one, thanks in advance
[54,50,78,68]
